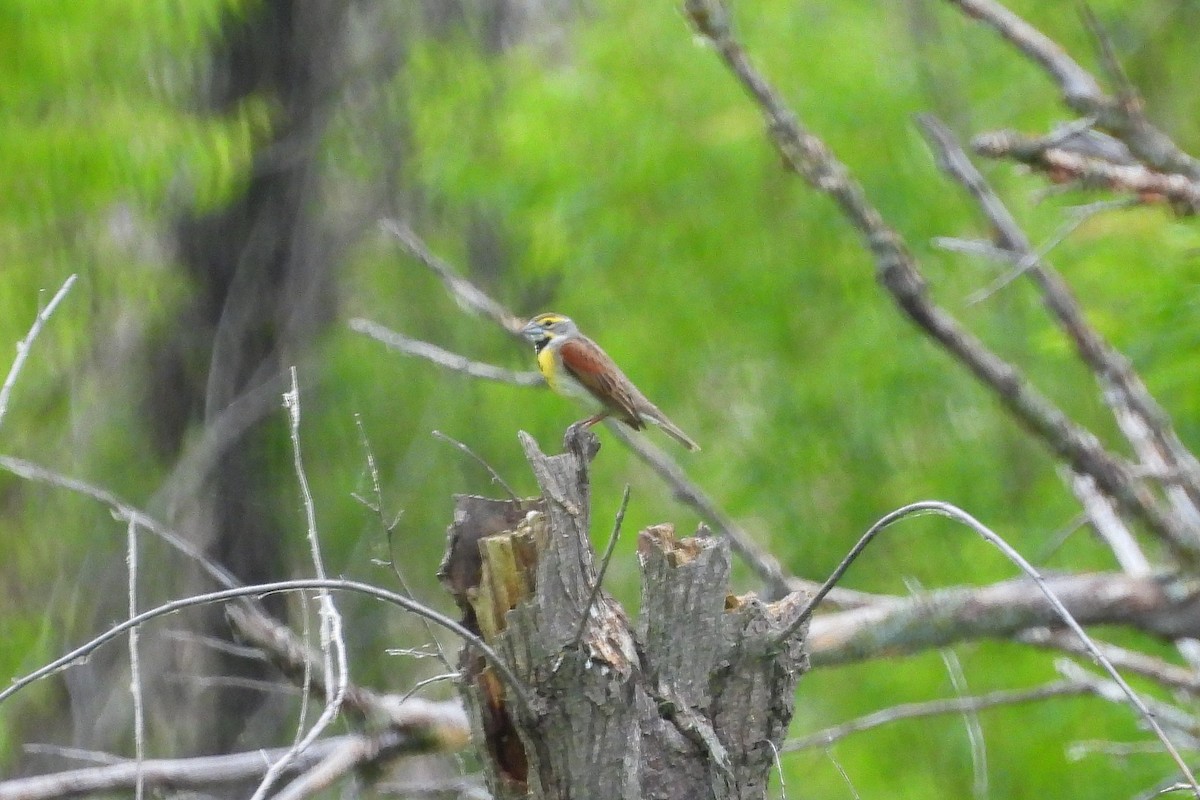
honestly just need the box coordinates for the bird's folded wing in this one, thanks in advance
[558,337,643,427]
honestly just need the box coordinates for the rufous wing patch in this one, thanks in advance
[558,337,644,428]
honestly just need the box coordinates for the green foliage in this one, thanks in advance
[4,0,1200,794]
[0,0,252,764]
[371,0,1200,794]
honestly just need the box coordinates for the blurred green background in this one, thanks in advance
[2,0,1199,796]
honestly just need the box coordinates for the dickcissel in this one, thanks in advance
[521,312,700,451]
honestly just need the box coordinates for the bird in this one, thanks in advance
[520,312,700,451]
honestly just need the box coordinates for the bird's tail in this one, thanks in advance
[648,413,700,452]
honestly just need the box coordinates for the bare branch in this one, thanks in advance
[251,371,350,800]
[932,236,1019,263]
[972,129,1200,212]
[1055,659,1200,743]
[944,0,1200,179]
[1019,628,1200,696]
[272,733,409,800]
[0,455,241,590]
[682,0,1200,566]
[605,421,801,601]
[784,680,1090,752]
[125,518,145,800]
[0,274,76,433]
[780,499,1199,791]
[966,200,1132,305]
[0,579,535,717]
[919,113,1200,558]
[809,570,1200,667]
[350,317,543,386]
[0,724,464,800]
[433,430,519,501]
[379,219,526,336]
[934,644,987,799]
[573,484,631,647]
[355,418,456,675]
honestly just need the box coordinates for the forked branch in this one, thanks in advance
[682,0,1200,565]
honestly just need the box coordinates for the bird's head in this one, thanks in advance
[522,312,577,349]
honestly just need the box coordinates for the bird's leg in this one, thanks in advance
[566,413,607,441]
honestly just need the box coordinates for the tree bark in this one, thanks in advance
[439,427,808,800]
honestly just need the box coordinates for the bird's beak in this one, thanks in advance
[521,320,544,341]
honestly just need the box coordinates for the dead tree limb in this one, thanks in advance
[809,571,1200,667]
[680,0,1200,565]
[438,426,808,800]
[944,0,1200,179]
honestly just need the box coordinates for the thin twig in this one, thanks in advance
[767,739,787,800]
[1054,659,1200,742]
[606,422,799,600]
[393,672,461,707]
[972,129,1200,211]
[572,484,631,648]
[932,236,1019,264]
[785,680,1090,751]
[159,674,301,694]
[0,455,241,590]
[1018,628,1200,696]
[1068,740,1181,761]
[349,317,543,386]
[1069,471,1149,574]
[0,578,536,718]
[19,745,125,766]
[272,731,415,800]
[965,199,1125,305]
[824,748,862,800]
[354,417,456,675]
[433,430,519,500]
[0,274,76,433]
[808,570,1200,669]
[159,629,268,660]
[775,500,1200,795]
[1077,3,1140,115]
[938,632,987,798]
[378,219,527,336]
[251,371,350,800]
[1067,468,1200,670]
[125,517,144,800]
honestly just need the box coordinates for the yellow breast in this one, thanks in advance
[537,346,562,392]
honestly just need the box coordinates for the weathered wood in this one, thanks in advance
[439,427,807,800]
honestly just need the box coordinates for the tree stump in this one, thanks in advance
[438,427,808,800]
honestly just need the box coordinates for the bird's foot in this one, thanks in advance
[564,419,602,461]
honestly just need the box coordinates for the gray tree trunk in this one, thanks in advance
[439,428,809,800]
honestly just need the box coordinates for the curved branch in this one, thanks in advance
[0,579,535,717]
[783,499,1200,792]
[379,219,527,336]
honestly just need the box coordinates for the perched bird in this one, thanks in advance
[521,312,700,451]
